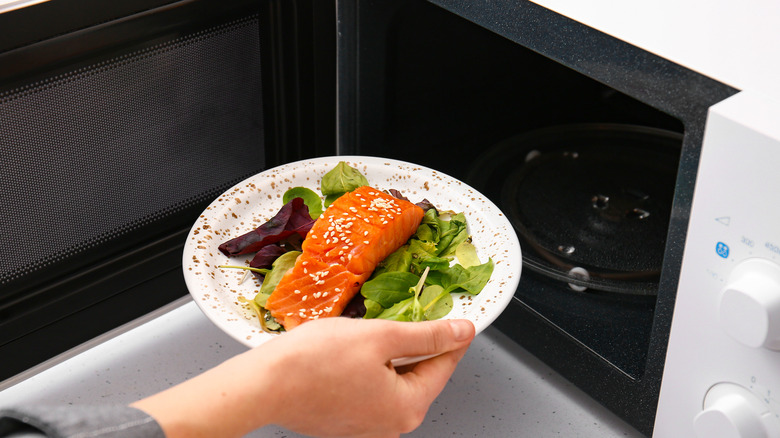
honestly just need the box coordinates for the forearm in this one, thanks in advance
[130,351,276,438]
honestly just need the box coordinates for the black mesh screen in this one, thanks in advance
[0,16,264,288]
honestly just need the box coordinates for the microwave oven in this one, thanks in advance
[1,1,779,436]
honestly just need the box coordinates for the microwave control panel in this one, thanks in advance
[654,91,780,437]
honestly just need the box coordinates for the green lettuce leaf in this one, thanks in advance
[360,271,418,308]
[426,258,494,295]
[320,161,369,199]
[374,297,417,322]
[371,244,414,276]
[419,284,453,320]
[254,250,300,307]
[363,299,385,319]
[454,240,481,268]
[283,187,323,219]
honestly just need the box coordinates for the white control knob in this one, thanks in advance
[694,383,780,438]
[719,258,780,349]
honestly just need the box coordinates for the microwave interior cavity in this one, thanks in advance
[347,0,684,373]
[340,0,736,434]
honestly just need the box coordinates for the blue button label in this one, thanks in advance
[716,242,730,258]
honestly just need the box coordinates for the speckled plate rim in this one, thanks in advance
[182,155,521,349]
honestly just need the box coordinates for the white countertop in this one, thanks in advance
[0,297,644,437]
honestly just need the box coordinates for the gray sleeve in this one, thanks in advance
[0,405,165,438]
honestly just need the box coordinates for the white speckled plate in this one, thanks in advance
[183,156,521,351]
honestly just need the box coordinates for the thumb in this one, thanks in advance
[382,319,475,360]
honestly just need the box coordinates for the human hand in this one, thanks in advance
[131,317,475,438]
[258,317,475,438]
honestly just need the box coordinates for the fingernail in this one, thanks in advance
[450,320,471,341]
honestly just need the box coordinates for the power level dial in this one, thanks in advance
[719,258,780,349]
[693,383,780,438]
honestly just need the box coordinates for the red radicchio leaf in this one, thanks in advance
[218,197,315,257]
[248,244,288,278]
[388,189,409,202]
[388,189,436,212]
[341,293,366,319]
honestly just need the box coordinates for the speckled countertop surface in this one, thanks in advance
[0,297,644,437]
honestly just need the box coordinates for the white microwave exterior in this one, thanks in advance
[532,2,780,436]
[531,0,780,101]
[654,91,780,436]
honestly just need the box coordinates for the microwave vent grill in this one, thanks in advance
[0,16,265,290]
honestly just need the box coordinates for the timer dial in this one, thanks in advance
[693,383,780,438]
[719,258,780,349]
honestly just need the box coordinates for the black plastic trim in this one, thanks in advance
[0,229,189,381]
[0,0,181,53]
[0,0,260,90]
[260,0,337,167]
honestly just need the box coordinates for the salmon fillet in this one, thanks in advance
[265,186,424,329]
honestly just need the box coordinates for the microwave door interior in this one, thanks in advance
[0,0,335,384]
